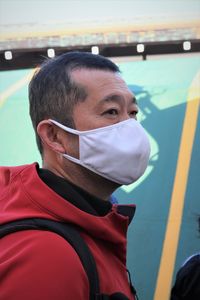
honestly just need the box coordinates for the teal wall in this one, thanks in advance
[1,55,200,300]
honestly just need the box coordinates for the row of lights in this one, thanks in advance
[3,41,192,60]
[91,41,192,54]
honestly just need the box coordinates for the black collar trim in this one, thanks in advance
[117,205,136,224]
[37,168,112,216]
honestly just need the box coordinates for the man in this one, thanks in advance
[0,52,150,299]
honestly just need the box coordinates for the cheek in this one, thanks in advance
[74,112,95,131]
[74,113,99,131]
[73,103,89,130]
[73,102,100,131]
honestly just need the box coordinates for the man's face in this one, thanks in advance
[71,68,138,131]
[59,68,139,163]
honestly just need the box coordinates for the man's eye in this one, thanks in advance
[129,110,138,118]
[105,109,118,115]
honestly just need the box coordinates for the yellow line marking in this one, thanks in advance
[153,71,200,300]
[0,70,35,108]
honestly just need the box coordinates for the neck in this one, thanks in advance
[42,158,119,201]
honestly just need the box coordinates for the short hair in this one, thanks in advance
[29,51,120,155]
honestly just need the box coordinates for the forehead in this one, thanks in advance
[71,68,133,98]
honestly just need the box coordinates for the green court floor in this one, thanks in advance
[0,54,200,300]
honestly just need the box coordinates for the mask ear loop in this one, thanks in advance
[49,119,80,135]
[49,118,139,136]
[49,119,81,162]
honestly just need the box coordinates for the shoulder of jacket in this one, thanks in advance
[1,229,89,299]
[0,163,37,199]
[0,163,37,184]
[15,229,87,268]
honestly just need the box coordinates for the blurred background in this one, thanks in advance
[0,1,200,299]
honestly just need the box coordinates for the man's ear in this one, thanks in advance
[37,120,66,153]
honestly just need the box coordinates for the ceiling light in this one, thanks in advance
[47,48,55,58]
[91,46,99,55]
[183,41,191,51]
[4,51,12,60]
[136,44,145,53]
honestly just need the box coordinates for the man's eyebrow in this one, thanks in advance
[100,94,137,105]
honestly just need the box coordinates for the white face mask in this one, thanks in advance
[50,119,151,185]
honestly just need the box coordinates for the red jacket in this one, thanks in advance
[0,163,135,300]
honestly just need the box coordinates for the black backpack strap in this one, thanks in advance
[0,218,100,300]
